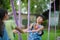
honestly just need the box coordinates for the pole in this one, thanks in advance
[10,0,22,40]
[10,0,18,26]
[54,0,56,40]
[18,0,22,40]
[27,0,30,40]
[48,0,51,40]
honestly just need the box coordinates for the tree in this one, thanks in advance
[0,0,18,12]
[58,5,60,29]
[21,0,50,14]
[0,0,10,9]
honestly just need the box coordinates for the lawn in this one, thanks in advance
[14,30,60,40]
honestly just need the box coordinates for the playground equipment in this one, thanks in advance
[48,0,51,40]
[10,0,22,40]
[48,0,56,40]
[54,0,56,40]
[27,0,30,40]
[10,0,57,40]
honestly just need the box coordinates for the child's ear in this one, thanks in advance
[4,14,6,18]
[4,13,9,20]
[5,13,7,17]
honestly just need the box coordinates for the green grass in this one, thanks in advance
[42,30,60,40]
[14,30,60,40]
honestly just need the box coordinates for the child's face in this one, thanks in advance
[4,13,9,20]
[37,16,43,23]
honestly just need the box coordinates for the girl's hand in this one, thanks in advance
[13,30,18,34]
[15,27,24,33]
[23,29,28,33]
[32,30,37,32]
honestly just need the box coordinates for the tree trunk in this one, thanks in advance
[58,1,60,29]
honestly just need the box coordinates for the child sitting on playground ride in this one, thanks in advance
[26,15,44,40]
[15,15,45,40]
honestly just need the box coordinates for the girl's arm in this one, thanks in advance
[22,23,34,33]
[32,26,44,32]
[28,23,34,30]
[14,23,34,33]
[15,27,24,33]
[37,26,44,32]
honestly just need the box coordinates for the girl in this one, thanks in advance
[23,15,44,40]
[0,8,23,40]
[0,8,9,40]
